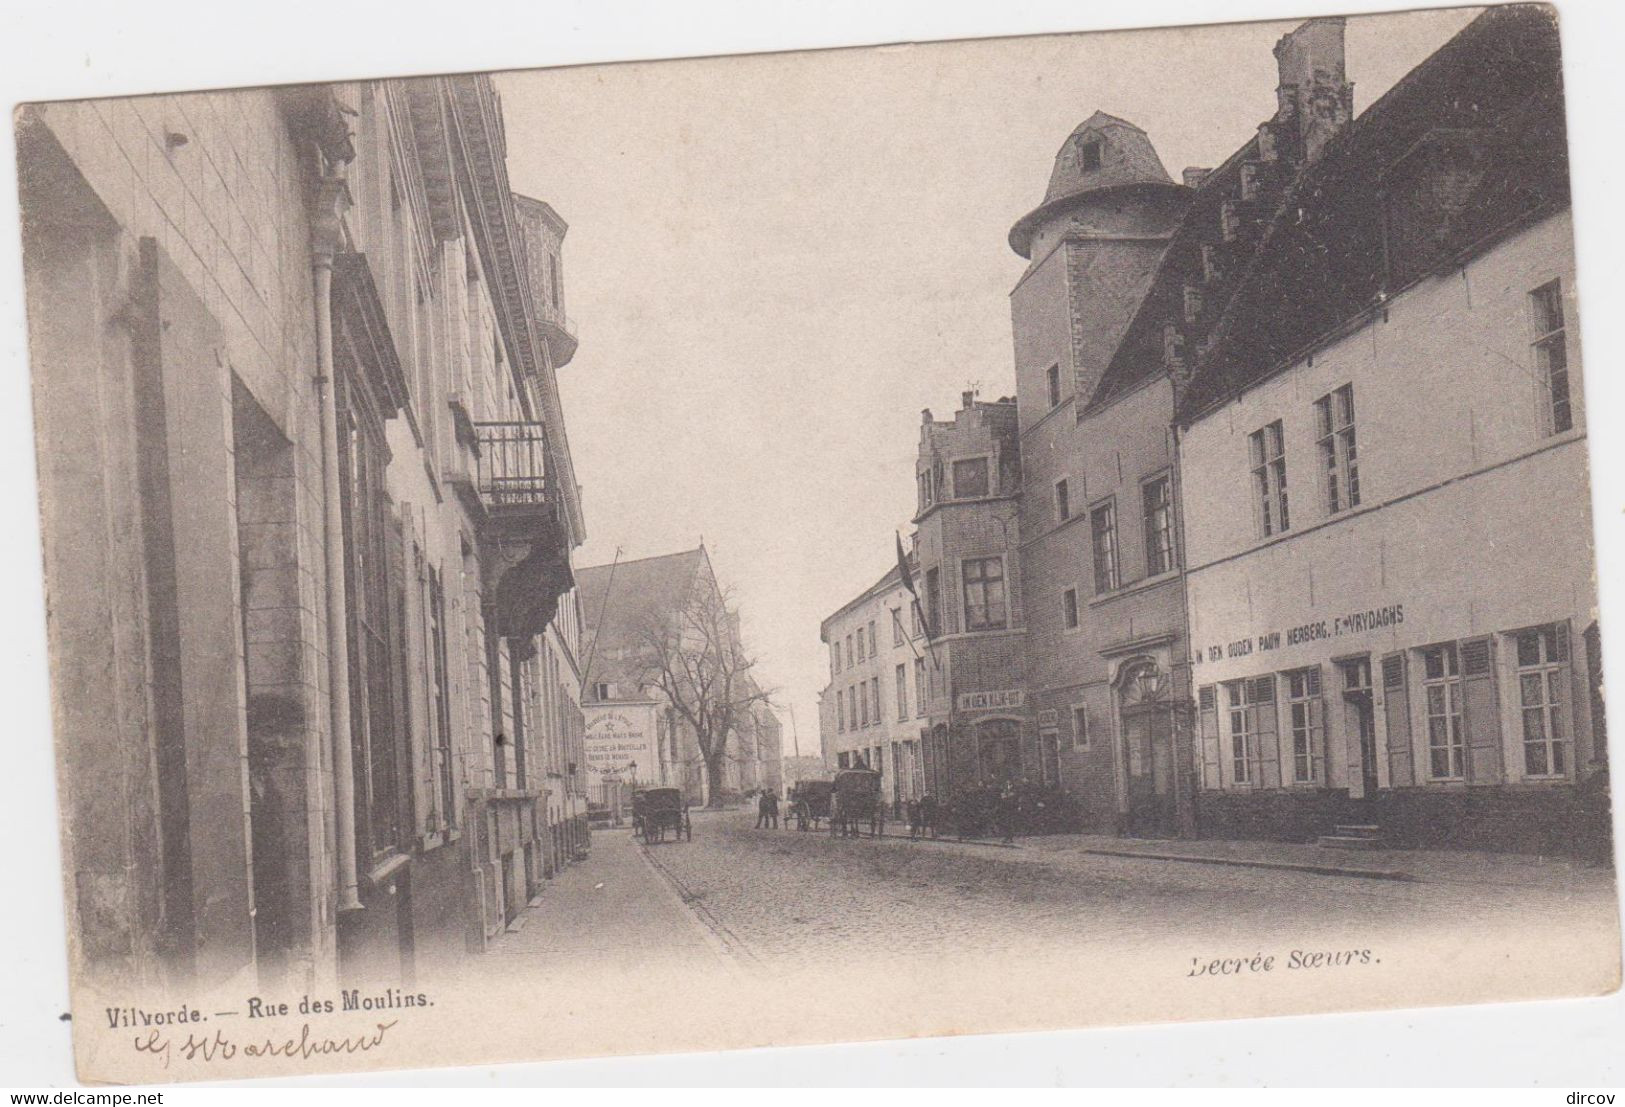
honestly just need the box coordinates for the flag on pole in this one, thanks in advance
[896,531,938,664]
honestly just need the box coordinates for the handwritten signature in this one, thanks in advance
[133,1020,398,1068]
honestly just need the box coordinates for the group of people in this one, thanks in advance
[753,788,781,829]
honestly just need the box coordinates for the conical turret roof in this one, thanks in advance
[1010,111,1180,258]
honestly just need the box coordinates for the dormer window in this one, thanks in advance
[1240,163,1262,202]
[1078,138,1102,172]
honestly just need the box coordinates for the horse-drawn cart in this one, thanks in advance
[788,780,834,831]
[830,768,884,838]
[632,787,692,843]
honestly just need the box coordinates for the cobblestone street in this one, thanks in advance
[635,809,1620,977]
[428,807,1619,1068]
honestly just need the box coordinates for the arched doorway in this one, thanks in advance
[1116,657,1177,837]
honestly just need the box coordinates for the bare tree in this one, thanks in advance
[632,582,775,807]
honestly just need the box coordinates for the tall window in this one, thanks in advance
[1531,280,1572,435]
[1225,676,1274,785]
[1142,475,1175,576]
[1285,667,1323,784]
[871,677,882,726]
[1046,364,1062,408]
[896,663,909,721]
[953,457,990,499]
[1071,704,1090,750]
[1090,501,1119,593]
[914,657,926,717]
[427,566,455,828]
[336,377,403,858]
[845,634,853,668]
[1314,384,1360,514]
[859,683,869,727]
[1078,139,1102,171]
[837,689,845,733]
[1249,420,1290,536]
[918,468,935,512]
[1061,587,1079,630]
[868,621,878,656]
[830,642,839,678]
[924,568,941,635]
[1516,625,1569,777]
[892,608,904,647]
[910,600,922,638]
[1421,643,1464,780]
[961,556,1008,630]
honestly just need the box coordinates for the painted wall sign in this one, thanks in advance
[584,707,657,775]
[957,689,1025,712]
[1195,602,1405,666]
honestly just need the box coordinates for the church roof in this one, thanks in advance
[577,546,712,692]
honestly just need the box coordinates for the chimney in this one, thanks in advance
[961,390,976,410]
[1273,17,1353,163]
[921,407,933,424]
[1182,167,1211,188]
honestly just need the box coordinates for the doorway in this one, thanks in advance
[1122,708,1177,837]
[976,719,1023,785]
[1338,657,1379,803]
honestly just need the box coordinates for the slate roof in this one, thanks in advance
[1174,5,1568,422]
[577,546,710,692]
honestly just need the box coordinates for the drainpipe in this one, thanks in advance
[1170,419,1199,841]
[310,172,363,913]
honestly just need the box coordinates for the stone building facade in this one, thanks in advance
[911,393,1030,796]
[1007,112,1195,836]
[1176,7,1607,858]
[818,562,929,811]
[823,9,1601,857]
[18,73,588,1002]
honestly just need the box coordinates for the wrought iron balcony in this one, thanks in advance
[470,420,573,643]
[475,421,551,507]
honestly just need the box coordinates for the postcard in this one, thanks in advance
[11,2,1619,1084]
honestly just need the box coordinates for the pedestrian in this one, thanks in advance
[765,789,780,829]
[997,781,1018,845]
[755,788,771,829]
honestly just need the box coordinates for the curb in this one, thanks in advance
[1068,845,1417,882]
[634,840,764,975]
[767,826,1024,850]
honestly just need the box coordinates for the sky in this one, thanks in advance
[494,7,1481,757]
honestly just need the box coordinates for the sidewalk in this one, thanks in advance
[1016,831,1616,890]
[480,825,732,975]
